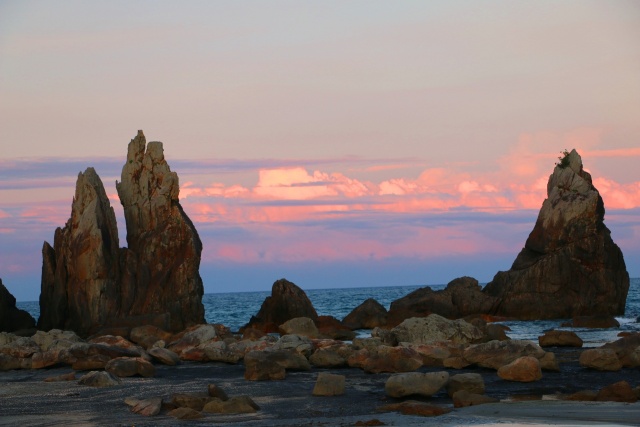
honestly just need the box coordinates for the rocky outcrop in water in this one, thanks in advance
[244,279,318,333]
[0,279,36,333]
[385,149,629,322]
[38,131,204,336]
[483,149,629,319]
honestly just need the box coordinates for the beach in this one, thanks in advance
[1,346,638,426]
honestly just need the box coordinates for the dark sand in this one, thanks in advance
[0,348,639,426]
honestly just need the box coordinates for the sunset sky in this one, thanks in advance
[1,1,639,301]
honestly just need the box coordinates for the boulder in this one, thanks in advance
[402,343,453,367]
[89,335,148,360]
[0,279,36,333]
[601,333,640,367]
[167,407,203,420]
[348,345,422,374]
[312,372,346,396]
[148,347,180,366]
[342,298,388,330]
[315,315,356,340]
[245,278,318,333]
[31,329,81,351]
[171,393,209,411]
[105,357,155,377]
[309,347,349,368]
[452,390,499,408]
[483,150,629,319]
[273,334,313,357]
[378,401,451,417]
[243,351,306,381]
[596,381,637,403]
[130,325,173,349]
[279,317,320,338]
[538,330,583,347]
[128,398,162,416]
[390,314,484,345]
[539,351,560,371]
[579,348,622,371]
[208,384,229,401]
[167,324,218,355]
[463,340,546,370]
[385,371,449,398]
[203,396,260,414]
[386,277,497,326]
[78,371,121,387]
[446,373,485,397]
[497,356,542,382]
[202,341,242,364]
[38,131,205,337]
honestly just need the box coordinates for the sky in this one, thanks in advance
[1,1,639,301]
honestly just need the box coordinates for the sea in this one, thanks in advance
[18,278,639,348]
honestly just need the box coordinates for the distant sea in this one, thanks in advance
[18,278,639,347]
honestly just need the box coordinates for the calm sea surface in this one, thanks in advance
[18,278,639,347]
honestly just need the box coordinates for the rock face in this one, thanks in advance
[483,150,629,319]
[0,279,36,332]
[245,279,318,333]
[38,131,204,336]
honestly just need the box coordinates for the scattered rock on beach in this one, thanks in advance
[279,317,320,338]
[601,333,640,367]
[167,407,203,420]
[378,401,451,417]
[148,347,180,365]
[596,381,638,403]
[78,371,121,387]
[447,373,485,397]
[203,396,260,414]
[43,372,76,382]
[538,330,583,347]
[390,314,484,345]
[579,348,622,371]
[128,398,162,416]
[315,315,356,340]
[208,384,229,401]
[497,356,542,382]
[463,339,546,370]
[105,356,155,378]
[565,390,598,401]
[348,345,423,374]
[385,371,449,398]
[244,351,287,381]
[312,372,346,396]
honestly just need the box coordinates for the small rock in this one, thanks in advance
[378,401,451,417]
[312,372,346,396]
[579,348,622,371]
[202,396,260,414]
[130,398,162,416]
[385,371,449,398]
[447,373,485,397]
[596,381,638,403]
[539,352,560,371]
[452,390,499,408]
[167,407,203,420]
[78,371,121,387]
[105,357,155,377]
[564,390,597,401]
[148,347,180,366]
[208,384,229,401]
[538,330,583,347]
[497,356,542,382]
[43,372,76,382]
[171,393,209,411]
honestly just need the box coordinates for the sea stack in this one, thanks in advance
[38,131,204,336]
[0,278,36,333]
[483,149,629,319]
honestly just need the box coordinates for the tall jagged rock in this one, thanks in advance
[38,168,121,335]
[0,278,36,333]
[116,131,204,332]
[39,131,204,336]
[483,149,629,319]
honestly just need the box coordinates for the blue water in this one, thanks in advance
[18,278,639,346]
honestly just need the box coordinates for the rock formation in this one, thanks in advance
[244,279,318,333]
[38,131,204,336]
[0,278,36,333]
[483,149,629,319]
[116,131,205,332]
[386,149,629,322]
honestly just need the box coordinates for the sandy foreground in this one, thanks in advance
[1,358,638,427]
